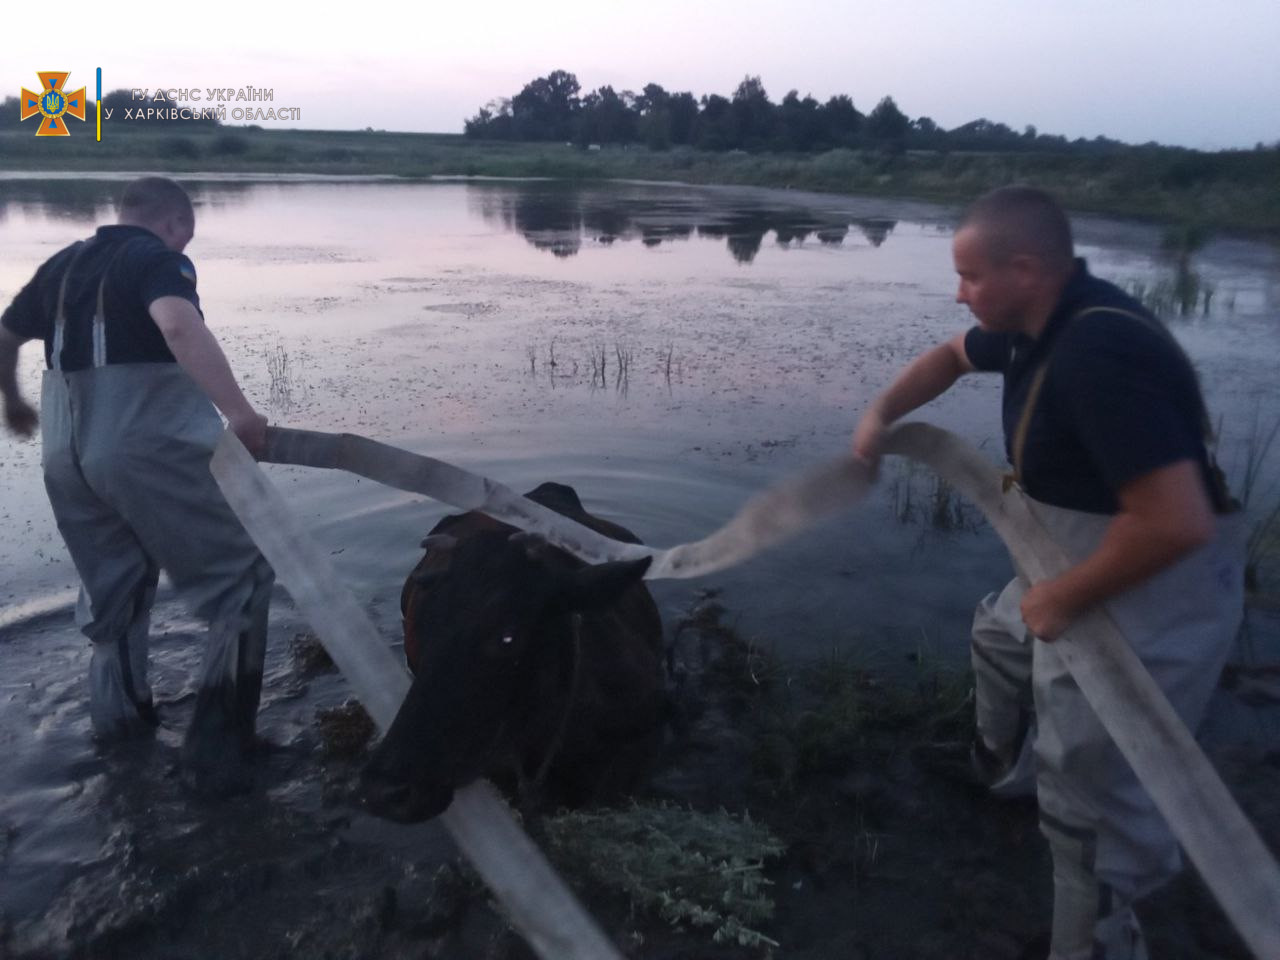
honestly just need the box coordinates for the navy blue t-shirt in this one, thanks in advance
[1,224,201,371]
[964,260,1214,514]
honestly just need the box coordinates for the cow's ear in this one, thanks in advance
[555,556,652,611]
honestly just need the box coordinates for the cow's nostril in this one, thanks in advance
[362,775,454,823]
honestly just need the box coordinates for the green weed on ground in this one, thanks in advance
[543,801,785,953]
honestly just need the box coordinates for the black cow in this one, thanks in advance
[362,482,664,822]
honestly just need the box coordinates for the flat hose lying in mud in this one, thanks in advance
[213,423,1280,960]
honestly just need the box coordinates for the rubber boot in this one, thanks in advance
[181,567,271,796]
[1044,817,1149,960]
[85,580,159,741]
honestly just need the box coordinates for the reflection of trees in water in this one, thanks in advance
[856,217,896,247]
[469,184,897,263]
[0,178,259,228]
[0,180,119,224]
[696,217,767,264]
[187,182,256,215]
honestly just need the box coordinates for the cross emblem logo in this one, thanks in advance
[20,71,87,137]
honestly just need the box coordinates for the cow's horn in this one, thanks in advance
[420,533,458,552]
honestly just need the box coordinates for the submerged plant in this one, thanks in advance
[543,801,785,952]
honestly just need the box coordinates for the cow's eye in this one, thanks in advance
[501,635,514,646]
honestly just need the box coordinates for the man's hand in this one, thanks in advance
[1020,460,1216,642]
[851,407,888,472]
[4,397,38,438]
[850,334,974,474]
[230,411,269,458]
[1020,578,1079,642]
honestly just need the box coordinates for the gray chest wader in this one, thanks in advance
[966,307,1245,960]
[39,247,274,789]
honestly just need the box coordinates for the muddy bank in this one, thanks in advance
[5,595,1278,960]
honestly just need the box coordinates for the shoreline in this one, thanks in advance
[2,129,1276,239]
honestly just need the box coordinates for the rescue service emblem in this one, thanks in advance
[20,72,87,137]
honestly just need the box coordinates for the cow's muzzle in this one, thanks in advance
[360,768,455,823]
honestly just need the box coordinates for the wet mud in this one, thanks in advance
[4,598,1278,959]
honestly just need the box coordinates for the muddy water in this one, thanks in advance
[1,175,1278,954]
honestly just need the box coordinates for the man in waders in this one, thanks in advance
[0,176,275,795]
[852,186,1243,959]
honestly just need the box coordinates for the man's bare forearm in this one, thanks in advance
[150,296,266,453]
[866,334,973,423]
[161,316,256,422]
[853,333,973,462]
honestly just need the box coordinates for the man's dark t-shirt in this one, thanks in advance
[964,260,1215,515]
[1,224,201,371]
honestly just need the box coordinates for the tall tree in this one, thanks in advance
[730,75,775,149]
[696,94,734,150]
[821,94,862,146]
[778,90,826,151]
[667,92,699,146]
[866,96,909,144]
[511,70,581,141]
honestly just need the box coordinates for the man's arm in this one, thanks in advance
[0,326,38,438]
[852,332,975,466]
[149,296,267,455]
[1020,458,1215,640]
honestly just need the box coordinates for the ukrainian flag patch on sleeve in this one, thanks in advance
[178,259,197,288]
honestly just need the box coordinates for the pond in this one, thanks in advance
[0,174,1277,953]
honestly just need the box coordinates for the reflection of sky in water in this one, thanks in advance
[2,177,1278,657]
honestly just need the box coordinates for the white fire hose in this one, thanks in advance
[210,422,1280,960]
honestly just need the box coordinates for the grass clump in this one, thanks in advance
[314,699,376,760]
[290,630,336,676]
[543,801,785,952]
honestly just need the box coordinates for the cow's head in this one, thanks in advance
[361,530,651,822]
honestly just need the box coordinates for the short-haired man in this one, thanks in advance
[0,176,274,794]
[853,186,1243,959]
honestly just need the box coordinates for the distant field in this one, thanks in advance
[2,127,1276,236]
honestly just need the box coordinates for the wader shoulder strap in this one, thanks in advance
[50,241,87,372]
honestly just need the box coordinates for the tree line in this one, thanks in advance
[466,71,1273,155]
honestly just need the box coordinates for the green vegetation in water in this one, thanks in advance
[1238,414,1280,610]
[543,801,785,952]
[888,459,986,533]
[678,596,975,796]
[314,699,376,761]
[749,637,975,795]
[289,629,335,676]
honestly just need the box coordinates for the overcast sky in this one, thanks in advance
[7,0,1277,149]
